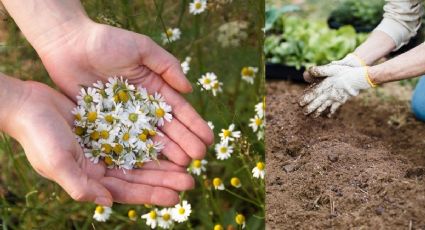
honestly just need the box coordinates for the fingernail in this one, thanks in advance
[95,197,112,207]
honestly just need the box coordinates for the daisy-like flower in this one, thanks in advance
[162,27,181,44]
[153,101,172,126]
[241,66,258,84]
[207,121,215,130]
[189,0,207,15]
[93,205,112,222]
[211,80,223,96]
[181,56,191,75]
[249,115,264,132]
[189,159,207,176]
[219,124,241,142]
[255,99,265,118]
[128,209,137,221]
[212,177,225,190]
[77,87,100,107]
[235,213,246,229]
[141,209,159,229]
[198,72,217,91]
[158,208,174,229]
[215,141,233,160]
[171,200,192,223]
[252,161,265,179]
[214,224,224,230]
[230,177,242,188]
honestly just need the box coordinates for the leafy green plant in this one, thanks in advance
[329,0,384,32]
[265,16,367,69]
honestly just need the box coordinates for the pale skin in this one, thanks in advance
[0,0,214,206]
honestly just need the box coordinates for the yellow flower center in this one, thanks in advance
[214,225,224,230]
[138,133,147,142]
[128,113,138,122]
[83,95,93,104]
[149,210,157,219]
[75,114,82,121]
[122,132,130,141]
[117,90,129,103]
[95,206,104,214]
[203,78,211,84]
[113,94,119,102]
[213,178,222,187]
[104,156,113,165]
[256,162,265,170]
[128,210,137,219]
[87,111,97,123]
[213,82,220,89]
[235,214,245,225]
[220,147,227,153]
[75,126,85,136]
[193,160,202,168]
[166,29,173,37]
[148,129,157,136]
[113,144,123,154]
[255,118,262,126]
[100,130,109,139]
[230,177,241,187]
[178,207,185,215]
[241,67,254,76]
[102,144,112,154]
[162,213,171,221]
[135,161,144,168]
[105,114,114,123]
[155,108,165,118]
[90,131,100,140]
[195,2,202,9]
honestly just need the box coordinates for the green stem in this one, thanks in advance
[224,189,262,208]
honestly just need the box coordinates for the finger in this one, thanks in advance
[160,118,207,160]
[141,160,187,172]
[313,100,333,118]
[308,65,342,78]
[53,155,113,206]
[303,94,329,115]
[328,102,342,118]
[299,81,330,107]
[152,134,192,166]
[137,72,214,145]
[135,34,192,93]
[100,177,179,206]
[105,169,195,191]
[303,70,315,83]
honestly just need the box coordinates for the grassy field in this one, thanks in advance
[0,0,265,229]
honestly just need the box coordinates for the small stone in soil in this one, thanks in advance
[283,164,297,173]
[405,167,425,178]
[375,206,384,215]
[327,154,339,162]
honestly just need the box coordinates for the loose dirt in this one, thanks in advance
[266,80,425,229]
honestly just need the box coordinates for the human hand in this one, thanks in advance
[35,21,213,166]
[303,53,366,83]
[299,65,374,117]
[2,79,195,207]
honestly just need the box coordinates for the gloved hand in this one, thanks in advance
[303,53,366,83]
[299,64,376,117]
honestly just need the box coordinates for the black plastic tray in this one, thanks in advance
[266,63,306,82]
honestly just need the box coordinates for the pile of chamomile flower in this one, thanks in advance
[72,76,172,169]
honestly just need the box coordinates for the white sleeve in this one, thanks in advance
[374,0,424,50]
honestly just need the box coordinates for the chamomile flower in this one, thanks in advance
[198,72,217,91]
[189,0,207,15]
[153,101,173,126]
[235,213,246,229]
[207,121,215,130]
[215,141,233,160]
[219,124,241,142]
[93,205,112,222]
[249,115,264,132]
[230,177,242,188]
[211,80,223,96]
[128,209,137,221]
[252,161,265,179]
[162,27,181,44]
[189,159,207,175]
[171,200,192,223]
[241,66,258,84]
[213,177,225,190]
[142,209,159,229]
[181,56,191,74]
[214,224,224,230]
[77,87,100,107]
[158,208,174,229]
[255,99,265,118]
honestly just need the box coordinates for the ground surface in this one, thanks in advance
[266,80,425,229]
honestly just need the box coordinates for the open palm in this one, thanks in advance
[37,22,213,166]
[14,81,195,206]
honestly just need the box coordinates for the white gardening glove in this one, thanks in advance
[299,65,376,117]
[303,53,366,83]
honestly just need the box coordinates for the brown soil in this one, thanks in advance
[266,80,425,229]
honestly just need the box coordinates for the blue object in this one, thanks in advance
[411,76,425,121]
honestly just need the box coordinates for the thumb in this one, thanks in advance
[54,159,113,207]
[135,33,192,93]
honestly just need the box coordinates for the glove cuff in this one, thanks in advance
[364,66,378,88]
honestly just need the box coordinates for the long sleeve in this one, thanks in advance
[374,0,424,50]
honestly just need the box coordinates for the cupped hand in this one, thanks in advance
[36,21,213,166]
[9,81,195,206]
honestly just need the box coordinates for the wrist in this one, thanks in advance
[368,65,386,85]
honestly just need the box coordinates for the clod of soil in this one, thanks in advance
[266,81,425,229]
